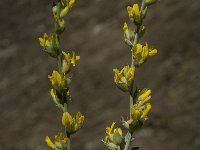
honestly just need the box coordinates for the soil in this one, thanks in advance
[0,0,200,150]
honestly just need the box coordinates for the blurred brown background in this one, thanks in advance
[0,0,200,150]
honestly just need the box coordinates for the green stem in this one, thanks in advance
[127,1,146,150]
[67,134,71,150]
[129,24,139,118]
[129,0,146,119]
[56,30,72,150]
[124,133,132,150]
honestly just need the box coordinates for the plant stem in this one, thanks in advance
[67,134,71,150]
[57,32,72,150]
[129,0,146,119]
[124,133,132,150]
[129,24,139,118]
[127,1,146,150]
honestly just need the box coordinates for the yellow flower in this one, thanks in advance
[131,43,157,67]
[62,112,85,134]
[113,65,135,92]
[123,22,129,40]
[62,51,80,73]
[137,88,152,107]
[123,22,135,46]
[123,103,152,132]
[48,71,62,89]
[103,122,123,148]
[60,0,76,18]
[141,103,152,121]
[45,133,68,150]
[39,33,59,57]
[106,122,116,135]
[39,33,49,48]
[122,88,153,131]
[127,4,143,24]
[130,106,143,122]
[50,89,65,110]
[130,103,152,122]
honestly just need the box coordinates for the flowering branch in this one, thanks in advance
[38,0,85,150]
[103,0,158,150]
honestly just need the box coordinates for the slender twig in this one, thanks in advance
[127,1,146,150]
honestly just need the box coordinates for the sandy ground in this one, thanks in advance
[0,0,200,150]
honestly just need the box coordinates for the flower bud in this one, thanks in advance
[144,0,157,6]
[123,22,135,46]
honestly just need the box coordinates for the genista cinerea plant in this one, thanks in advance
[103,0,158,150]
[39,0,84,150]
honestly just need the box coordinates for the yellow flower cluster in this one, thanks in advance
[48,51,80,107]
[62,112,85,134]
[48,70,72,109]
[113,65,135,92]
[132,43,157,67]
[39,33,59,57]
[62,51,80,73]
[46,133,68,150]
[127,4,143,25]
[103,1,158,149]
[123,88,152,132]
[40,0,83,149]
[103,122,123,149]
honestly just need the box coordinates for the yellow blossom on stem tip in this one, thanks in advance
[45,133,68,150]
[127,4,143,24]
[39,33,59,57]
[131,106,143,121]
[113,65,135,92]
[132,88,152,107]
[48,71,62,89]
[62,112,84,134]
[122,88,153,131]
[141,103,152,121]
[122,103,151,132]
[39,33,49,48]
[62,51,80,73]
[137,88,151,106]
[123,22,130,41]
[131,43,157,67]
[60,0,76,18]
[106,122,123,136]
[103,122,123,149]
[123,22,135,45]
